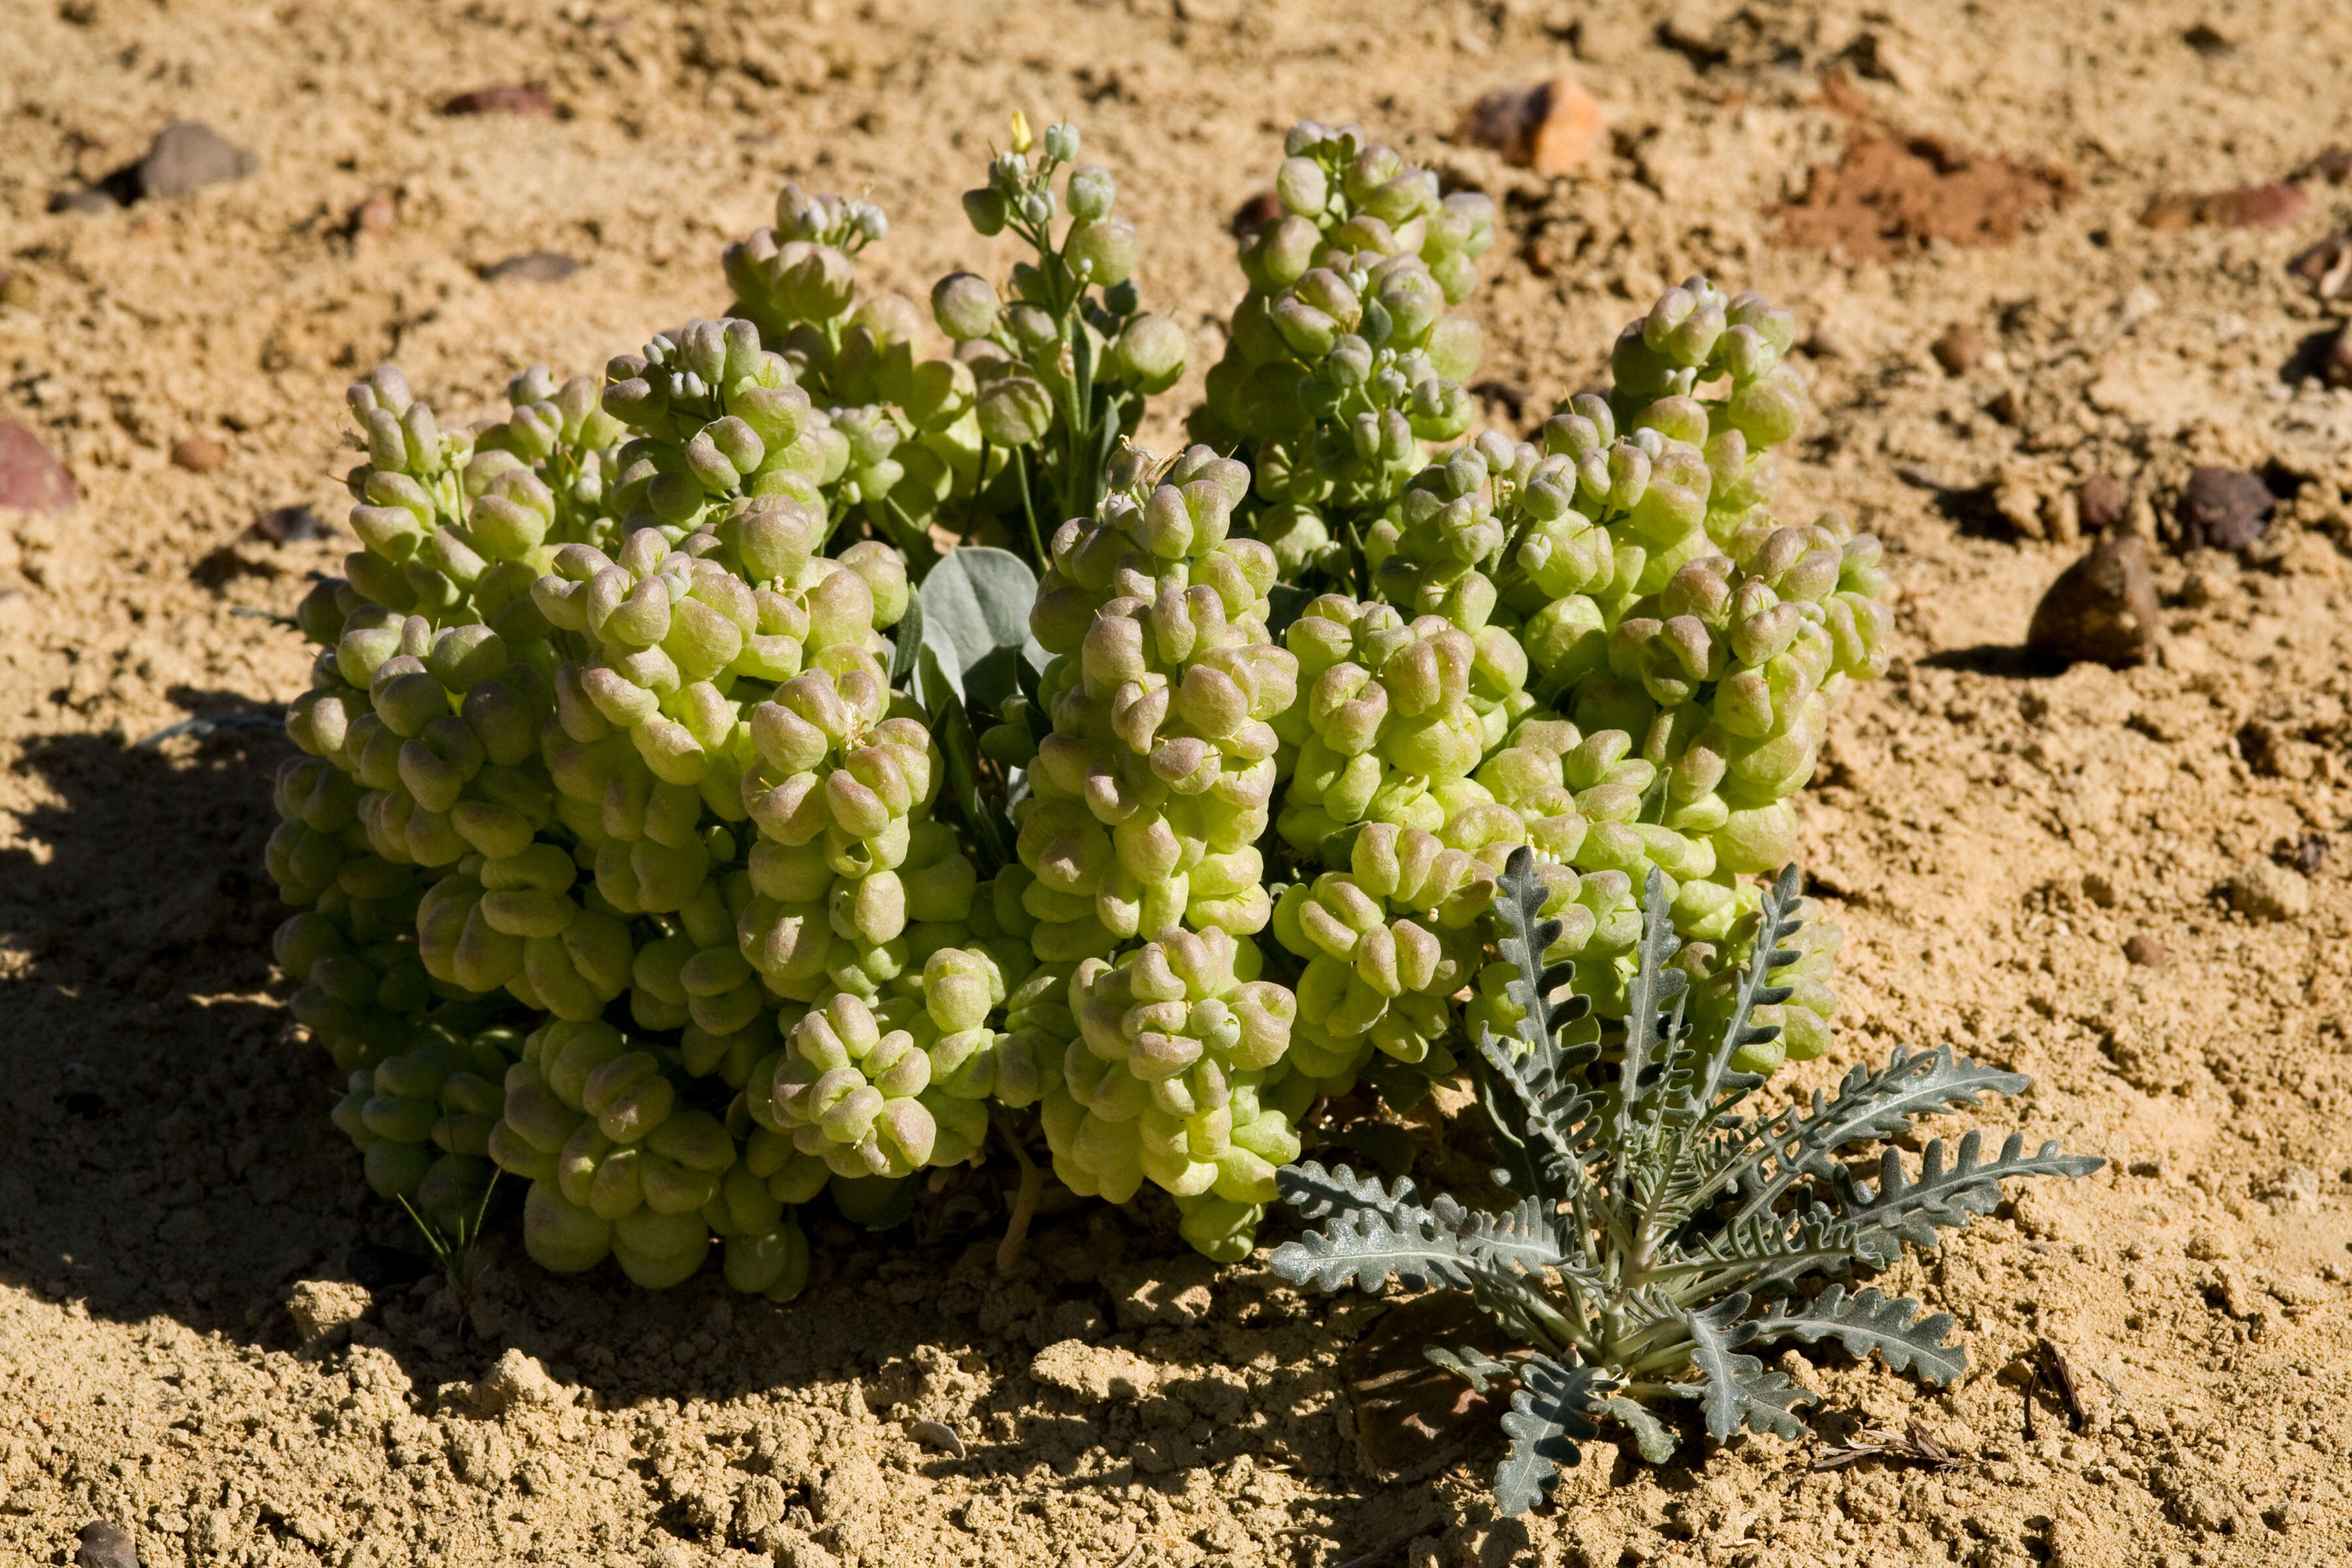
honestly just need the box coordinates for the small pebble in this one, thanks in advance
[49,186,122,215]
[171,435,226,474]
[480,252,581,284]
[2142,182,2311,231]
[1930,325,1983,375]
[1455,75,1605,177]
[246,504,329,544]
[0,421,78,512]
[1520,233,1556,277]
[75,1519,140,1568]
[2076,474,2128,535]
[2123,934,2166,968]
[2175,466,2275,552]
[2289,229,2351,299]
[2230,860,2311,922]
[137,122,259,200]
[351,190,397,235]
[2025,535,2159,669]
[442,84,554,116]
[2296,146,2351,185]
[2295,832,2329,874]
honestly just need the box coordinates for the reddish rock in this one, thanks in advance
[2142,182,2311,231]
[1456,76,1606,177]
[2176,466,2276,552]
[2123,934,2167,968]
[351,190,398,235]
[2076,474,2128,535]
[0,421,77,512]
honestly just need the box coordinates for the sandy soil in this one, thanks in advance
[5,1,2352,1565]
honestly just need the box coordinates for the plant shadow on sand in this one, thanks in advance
[0,697,1463,1544]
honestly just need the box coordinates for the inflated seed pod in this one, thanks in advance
[1044,924,1297,1222]
[745,991,941,1178]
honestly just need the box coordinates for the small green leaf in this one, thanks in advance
[1592,1396,1676,1464]
[917,545,1045,719]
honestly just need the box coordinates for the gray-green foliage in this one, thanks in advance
[1269,846,2101,1514]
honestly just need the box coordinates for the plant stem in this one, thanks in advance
[994,1111,1043,1274]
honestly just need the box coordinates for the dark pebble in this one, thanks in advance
[246,504,329,544]
[2296,832,2329,874]
[2176,466,2276,552]
[2182,22,2232,56]
[2205,183,2311,229]
[137,122,259,200]
[346,1241,433,1292]
[480,252,581,284]
[1930,325,1982,376]
[2289,229,2351,298]
[442,84,555,116]
[2123,934,2167,968]
[75,1520,140,1568]
[2025,534,2160,669]
[2076,473,2128,535]
[0,421,78,512]
[2296,146,2351,185]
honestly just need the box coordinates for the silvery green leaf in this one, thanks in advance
[1736,1284,1965,1386]
[1493,1354,1605,1516]
[915,545,1045,718]
[1591,1395,1676,1464]
[1426,1344,1515,1394]
[1672,1299,1814,1442]
[1832,1132,2104,1270]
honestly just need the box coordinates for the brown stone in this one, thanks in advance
[0,421,78,512]
[1456,76,1605,177]
[2123,934,2167,969]
[171,435,226,473]
[441,84,553,116]
[2141,182,2312,232]
[2076,473,2128,535]
[2176,466,2275,552]
[2321,327,2352,391]
[2289,229,2352,298]
[1930,325,1982,376]
[2025,535,2159,669]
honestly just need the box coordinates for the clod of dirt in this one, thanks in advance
[1931,325,1984,376]
[2141,182,2312,232]
[170,436,226,474]
[0,421,78,512]
[74,1520,139,1568]
[1775,75,2073,261]
[284,1279,370,1350]
[1454,76,1605,177]
[2230,861,2312,922]
[480,252,582,284]
[1103,1256,1216,1329]
[137,122,259,200]
[2123,934,2168,968]
[351,191,397,235]
[2076,473,2128,535]
[2026,535,2160,669]
[1341,1293,1514,1480]
[1030,1339,1155,1401]
[468,1348,568,1414]
[2175,466,2276,552]
[441,84,555,116]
